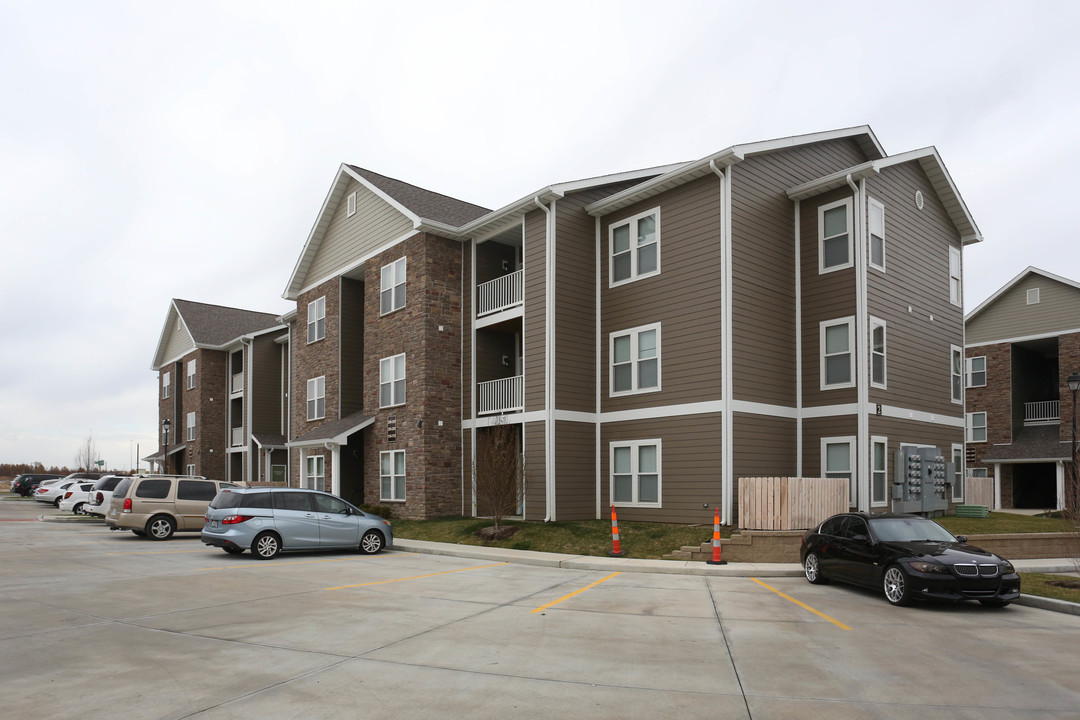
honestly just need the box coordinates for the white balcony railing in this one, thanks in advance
[1024,400,1059,425]
[477,270,523,317]
[231,372,244,394]
[231,426,245,447]
[478,375,524,415]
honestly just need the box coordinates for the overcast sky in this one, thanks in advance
[2,0,1077,470]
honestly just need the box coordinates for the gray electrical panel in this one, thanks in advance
[892,446,951,515]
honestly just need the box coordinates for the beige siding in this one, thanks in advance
[554,420,596,520]
[305,180,414,287]
[523,209,547,414]
[523,421,546,520]
[162,322,196,365]
[968,274,1080,345]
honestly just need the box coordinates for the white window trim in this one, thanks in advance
[380,449,406,502]
[949,246,962,307]
[966,412,987,443]
[162,371,171,399]
[820,317,856,390]
[307,296,326,344]
[186,359,196,390]
[871,435,888,508]
[822,436,857,507]
[818,197,853,274]
[966,356,987,388]
[609,322,662,397]
[868,197,886,273]
[951,443,965,503]
[186,411,195,442]
[306,376,325,421]
[608,207,661,288]
[186,464,195,476]
[305,455,325,491]
[380,257,407,316]
[870,317,886,390]
[379,353,406,408]
[951,345,964,405]
[971,468,988,478]
[347,192,357,217]
[609,439,662,508]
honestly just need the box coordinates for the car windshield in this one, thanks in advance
[869,517,957,543]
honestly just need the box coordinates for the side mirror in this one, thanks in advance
[956,535,968,544]
[851,533,869,543]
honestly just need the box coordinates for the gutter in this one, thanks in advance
[533,196,556,522]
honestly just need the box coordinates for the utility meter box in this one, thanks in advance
[891,446,951,515]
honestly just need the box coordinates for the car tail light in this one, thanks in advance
[94,492,103,504]
[222,515,253,525]
[37,487,48,494]
[64,491,73,499]
[123,498,132,513]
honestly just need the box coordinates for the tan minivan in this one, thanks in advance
[104,475,239,540]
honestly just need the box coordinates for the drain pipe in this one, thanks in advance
[709,159,734,525]
[533,196,555,522]
[846,173,869,512]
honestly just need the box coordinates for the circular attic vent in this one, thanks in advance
[914,190,925,210]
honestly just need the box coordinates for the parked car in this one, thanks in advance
[82,475,127,518]
[10,473,62,496]
[58,482,99,515]
[104,475,238,540]
[201,487,393,559]
[800,512,1021,607]
[35,480,81,507]
[31,472,103,502]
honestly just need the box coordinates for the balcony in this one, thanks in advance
[231,372,244,394]
[231,426,245,447]
[478,375,523,415]
[477,270,523,317]
[1024,400,1059,425]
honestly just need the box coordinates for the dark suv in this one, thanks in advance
[11,473,62,497]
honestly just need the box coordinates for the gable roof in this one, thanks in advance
[965,267,1080,323]
[151,299,284,369]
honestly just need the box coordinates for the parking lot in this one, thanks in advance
[3,498,1080,720]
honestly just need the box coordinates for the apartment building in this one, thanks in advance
[964,267,1080,510]
[149,299,287,483]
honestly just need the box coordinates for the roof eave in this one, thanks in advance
[585,150,743,217]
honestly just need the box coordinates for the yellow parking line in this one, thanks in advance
[105,549,212,556]
[751,578,851,631]
[198,553,420,571]
[531,572,621,614]
[327,562,506,590]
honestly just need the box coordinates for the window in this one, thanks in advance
[951,346,963,404]
[276,491,314,511]
[966,412,987,443]
[314,493,349,513]
[610,323,660,396]
[966,356,986,388]
[1027,287,1040,305]
[952,444,964,502]
[178,480,216,501]
[380,450,405,501]
[186,359,196,390]
[871,437,888,507]
[347,191,357,217]
[609,208,660,286]
[820,318,855,389]
[819,198,852,273]
[186,412,195,441]
[186,464,195,476]
[305,456,325,492]
[379,354,406,407]
[971,467,988,478]
[307,376,325,420]
[822,437,856,507]
[162,371,171,399]
[870,318,886,389]
[136,479,171,499]
[380,257,406,315]
[611,439,661,507]
[949,246,962,306]
[868,198,885,271]
[307,296,326,343]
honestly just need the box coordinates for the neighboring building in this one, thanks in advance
[964,267,1080,510]
[148,299,287,483]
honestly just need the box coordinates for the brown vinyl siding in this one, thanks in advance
[475,329,517,384]
[731,413,797,524]
[462,243,473,415]
[554,191,601,413]
[523,209,547,414]
[867,416,962,454]
[250,335,284,435]
[306,180,414,286]
[523,421,546,520]
[802,415,859,476]
[554,420,596,520]
[967,274,1080,345]
[339,277,365,418]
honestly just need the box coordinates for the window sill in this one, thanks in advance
[609,269,660,289]
[612,502,662,509]
[609,387,661,399]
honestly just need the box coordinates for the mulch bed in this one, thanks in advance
[475,525,519,541]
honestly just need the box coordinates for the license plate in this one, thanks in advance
[211,521,218,528]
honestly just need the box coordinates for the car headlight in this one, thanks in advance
[908,561,949,574]
[1001,560,1015,574]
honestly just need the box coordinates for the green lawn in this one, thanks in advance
[1019,572,1080,604]
[935,512,1074,536]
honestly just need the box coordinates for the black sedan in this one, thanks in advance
[800,512,1020,607]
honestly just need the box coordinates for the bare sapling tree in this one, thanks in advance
[74,435,101,472]
[474,418,524,536]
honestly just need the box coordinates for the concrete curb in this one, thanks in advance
[38,514,104,524]
[1014,594,1080,616]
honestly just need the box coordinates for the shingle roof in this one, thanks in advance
[347,166,490,226]
[980,425,1071,463]
[174,300,283,347]
[290,411,374,445]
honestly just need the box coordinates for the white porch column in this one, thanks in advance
[994,463,1002,509]
[327,443,341,496]
[299,447,307,489]
[1056,461,1066,511]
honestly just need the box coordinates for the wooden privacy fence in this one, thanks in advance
[965,476,994,509]
[738,477,848,531]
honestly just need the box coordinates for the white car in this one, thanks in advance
[58,482,98,515]
[34,480,80,506]
[82,475,126,518]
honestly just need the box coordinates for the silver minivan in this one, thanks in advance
[201,487,393,559]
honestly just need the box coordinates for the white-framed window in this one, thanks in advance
[966,356,986,388]
[951,345,963,404]
[306,376,325,420]
[307,296,326,343]
[610,439,662,508]
[871,436,888,507]
[609,207,660,286]
[971,467,988,478]
[966,412,987,443]
[380,257,407,315]
[1027,287,1040,305]
[949,246,962,306]
[347,191,357,217]
[186,464,195,476]
[870,317,886,389]
[868,198,885,272]
[162,371,171,399]
[305,455,325,491]
[610,323,661,396]
[952,443,965,502]
[380,450,405,501]
[822,436,857,507]
[380,353,406,408]
[186,359,196,390]
[820,317,855,390]
[819,198,853,273]
[186,411,195,441]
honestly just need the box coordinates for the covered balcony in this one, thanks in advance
[478,375,524,415]
[477,269,523,317]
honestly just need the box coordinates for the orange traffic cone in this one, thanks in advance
[706,507,726,565]
[608,504,625,557]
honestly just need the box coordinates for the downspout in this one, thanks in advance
[242,337,253,484]
[710,160,734,525]
[533,196,554,522]
[794,200,803,476]
[595,214,602,519]
[847,174,870,511]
